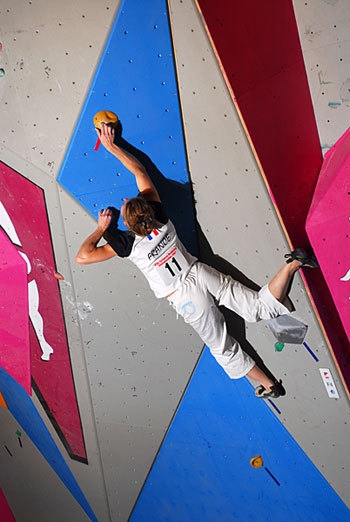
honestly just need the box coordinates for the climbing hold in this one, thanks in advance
[93,110,118,130]
[275,341,284,352]
[0,69,5,78]
[54,272,65,280]
[250,455,264,468]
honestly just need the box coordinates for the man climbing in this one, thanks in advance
[76,122,318,399]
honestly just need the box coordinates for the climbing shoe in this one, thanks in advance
[255,380,286,399]
[284,248,319,268]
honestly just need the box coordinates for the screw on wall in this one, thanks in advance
[0,42,4,77]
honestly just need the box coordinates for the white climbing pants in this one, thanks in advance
[167,262,289,379]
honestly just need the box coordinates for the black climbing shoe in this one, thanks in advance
[255,380,286,399]
[284,248,319,268]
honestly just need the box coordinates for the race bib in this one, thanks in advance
[152,246,191,285]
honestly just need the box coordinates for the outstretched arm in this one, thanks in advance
[97,124,160,202]
[75,209,116,265]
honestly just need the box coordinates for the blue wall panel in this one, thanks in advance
[130,349,350,522]
[57,0,197,254]
[0,367,97,522]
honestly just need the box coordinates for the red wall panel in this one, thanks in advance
[196,0,349,387]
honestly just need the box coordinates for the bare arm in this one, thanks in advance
[97,124,160,202]
[75,209,117,265]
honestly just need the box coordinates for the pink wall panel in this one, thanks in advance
[0,231,30,393]
[196,0,350,387]
[306,127,350,341]
[0,162,87,461]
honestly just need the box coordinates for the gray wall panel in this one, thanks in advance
[293,0,350,151]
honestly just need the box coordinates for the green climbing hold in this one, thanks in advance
[275,342,284,352]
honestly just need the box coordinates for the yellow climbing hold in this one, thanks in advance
[250,455,264,468]
[93,110,119,130]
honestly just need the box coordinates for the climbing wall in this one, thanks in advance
[129,1,349,519]
[0,2,119,520]
[0,1,349,521]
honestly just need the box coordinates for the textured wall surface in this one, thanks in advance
[293,0,350,150]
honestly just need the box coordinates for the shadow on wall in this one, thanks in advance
[112,122,197,256]
[112,123,285,385]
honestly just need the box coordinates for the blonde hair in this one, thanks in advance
[124,197,155,236]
